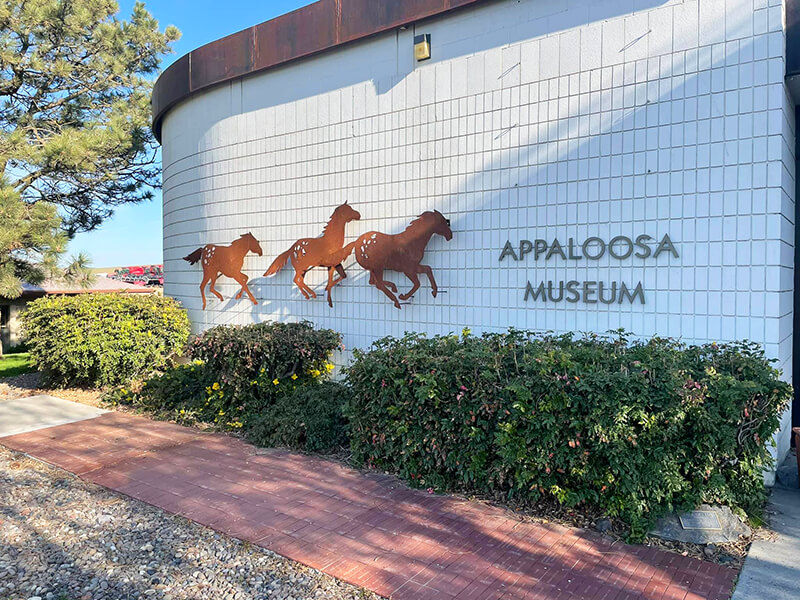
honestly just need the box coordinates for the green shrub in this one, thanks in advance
[186,321,341,422]
[345,329,791,539]
[104,361,213,424]
[245,381,350,453]
[107,321,343,432]
[22,294,190,387]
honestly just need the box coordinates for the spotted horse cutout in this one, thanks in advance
[264,202,361,307]
[345,210,453,309]
[183,232,263,310]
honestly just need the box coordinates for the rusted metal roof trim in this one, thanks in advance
[151,0,490,142]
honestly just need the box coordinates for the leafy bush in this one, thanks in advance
[107,321,342,433]
[345,329,791,538]
[186,321,341,423]
[22,294,190,387]
[246,381,350,453]
[104,361,213,424]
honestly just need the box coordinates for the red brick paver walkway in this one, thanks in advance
[1,412,738,600]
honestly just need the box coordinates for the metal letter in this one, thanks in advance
[599,281,617,304]
[583,281,598,304]
[499,240,518,261]
[582,237,606,260]
[546,238,567,260]
[525,281,546,301]
[654,234,679,259]
[547,280,564,302]
[619,281,646,304]
[634,234,653,258]
[534,239,548,260]
[566,280,580,303]
[608,236,634,260]
[567,238,581,260]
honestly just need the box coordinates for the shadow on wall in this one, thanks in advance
[227,0,673,112]
[169,0,786,364]
[197,4,773,340]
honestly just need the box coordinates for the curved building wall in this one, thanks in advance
[161,0,795,460]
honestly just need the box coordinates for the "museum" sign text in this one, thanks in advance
[499,234,678,305]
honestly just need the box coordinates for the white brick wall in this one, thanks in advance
[161,0,795,464]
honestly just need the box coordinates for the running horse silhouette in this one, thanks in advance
[344,210,452,309]
[264,202,361,307]
[183,232,263,310]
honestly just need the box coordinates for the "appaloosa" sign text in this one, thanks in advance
[499,234,679,305]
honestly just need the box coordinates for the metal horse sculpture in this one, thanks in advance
[345,210,452,309]
[264,202,361,307]
[183,232,263,310]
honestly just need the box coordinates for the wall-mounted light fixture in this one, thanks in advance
[414,33,431,61]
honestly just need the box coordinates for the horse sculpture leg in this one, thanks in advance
[233,272,258,305]
[370,270,402,309]
[200,274,210,310]
[369,272,397,293]
[293,270,316,299]
[325,267,337,308]
[233,273,247,299]
[399,270,422,301]
[418,264,438,297]
[325,264,348,308]
[208,274,225,302]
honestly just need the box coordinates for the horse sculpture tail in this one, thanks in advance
[183,248,203,265]
[342,241,358,257]
[264,248,292,277]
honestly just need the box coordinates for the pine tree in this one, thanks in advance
[1,0,180,233]
[0,181,65,299]
[0,1,179,304]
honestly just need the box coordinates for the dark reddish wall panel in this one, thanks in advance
[253,0,338,71]
[151,54,189,140]
[339,0,447,41]
[190,28,254,91]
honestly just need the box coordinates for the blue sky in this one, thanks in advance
[68,0,315,268]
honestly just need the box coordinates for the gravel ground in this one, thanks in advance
[0,447,380,600]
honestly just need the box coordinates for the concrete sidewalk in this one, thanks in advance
[0,394,107,437]
[731,485,800,600]
[0,411,737,600]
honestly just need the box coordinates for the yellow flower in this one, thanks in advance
[273,378,279,386]
[260,368,265,374]
[291,374,298,380]
[212,382,220,391]
[218,410,225,416]
[310,369,321,378]
[325,363,335,372]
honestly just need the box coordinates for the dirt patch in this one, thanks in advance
[0,371,102,406]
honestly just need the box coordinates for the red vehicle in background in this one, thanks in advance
[110,265,163,286]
